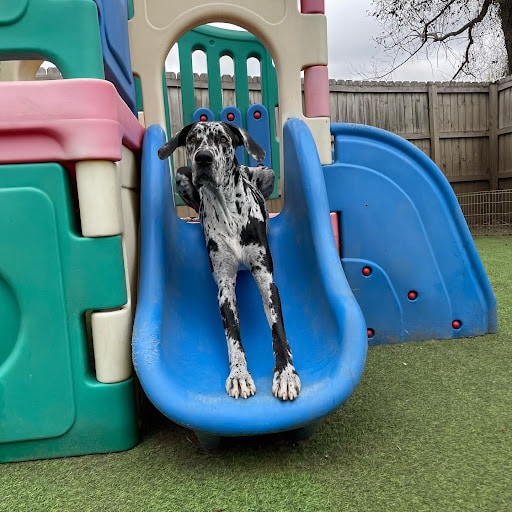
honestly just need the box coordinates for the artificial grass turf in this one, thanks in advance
[1,237,511,512]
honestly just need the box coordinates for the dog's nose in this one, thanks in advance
[194,150,213,167]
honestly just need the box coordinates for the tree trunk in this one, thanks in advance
[499,0,512,74]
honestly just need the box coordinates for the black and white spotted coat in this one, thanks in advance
[158,122,301,400]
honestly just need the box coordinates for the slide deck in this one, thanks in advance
[132,119,368,443]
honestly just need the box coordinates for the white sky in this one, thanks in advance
[324,0,460,81]
[165,0,462,82]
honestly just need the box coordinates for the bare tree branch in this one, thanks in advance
[370,40,428,80]
[424,0,492,43]
[453,24,476,78]
[370,0,510,80]
[421,0,462,42]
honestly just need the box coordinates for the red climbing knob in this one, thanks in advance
[200,114,208,122]
[227,112,235,121]
[253,110,262,119]
[407,290,418,301]
[367,328,375,339]
[362,266,372,277]
[452,319,462,330]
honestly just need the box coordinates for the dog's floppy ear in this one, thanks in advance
[158,123,197,159]
[223,123,266,163]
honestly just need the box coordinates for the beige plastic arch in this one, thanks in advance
[128,0,331,163]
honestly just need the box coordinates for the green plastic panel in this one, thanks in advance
[0,187,75,443]
[0,0,103,78]
[0,163,137,462]
[178,26,278,127]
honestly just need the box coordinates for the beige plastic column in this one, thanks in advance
[128,0,331,164]
[75,160,124,237]
[88,148,140,384]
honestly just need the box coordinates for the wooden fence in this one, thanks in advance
[165,73,512,195]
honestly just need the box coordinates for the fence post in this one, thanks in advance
[427,82,440,166]
[488,82,499,191]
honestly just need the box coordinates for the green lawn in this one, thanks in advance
[2,237,511,512]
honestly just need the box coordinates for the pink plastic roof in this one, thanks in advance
[0,79,144,164]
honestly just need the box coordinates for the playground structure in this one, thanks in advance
[0,0,496,461]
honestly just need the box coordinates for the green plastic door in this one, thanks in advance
[0,186,75,443]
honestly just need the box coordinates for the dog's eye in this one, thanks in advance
[188,136,197,144]
[219,136,228,144]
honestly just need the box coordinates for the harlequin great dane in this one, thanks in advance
[158,121,301,401]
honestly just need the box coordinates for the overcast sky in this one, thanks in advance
[165,0,460,82]
[324,0,459,81]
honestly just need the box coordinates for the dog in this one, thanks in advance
[158,121,301,401]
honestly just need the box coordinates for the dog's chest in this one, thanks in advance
[199,175,267,255]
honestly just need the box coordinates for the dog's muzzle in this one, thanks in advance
[193,149,215,186]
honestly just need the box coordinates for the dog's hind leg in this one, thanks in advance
[243,166,275,200]
[175,166,201,212]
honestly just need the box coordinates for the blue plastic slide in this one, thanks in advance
[132,119,368,443]
[324,123,497,345]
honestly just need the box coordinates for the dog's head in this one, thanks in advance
[158,122,265,188]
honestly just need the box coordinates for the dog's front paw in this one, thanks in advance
[273,364,301,401]
[226,370,256,399]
